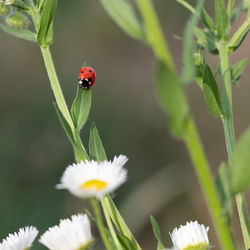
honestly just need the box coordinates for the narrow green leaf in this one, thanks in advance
[156,61,189,136]
[100,0,145,41]
[230,127,250,193]
[215,162,232,224]
[89,123,107,161]
[231,1,243,24]
[231,58,248,84]
[117,235,137,250]
[203,64,223,116]
[193,27,217,53]
[215,0,229,40]
[53,102,75,145]
[150,216,165,250]
[181,0,203,84]
[71,88,92,131]
[37,0,57,47]
[228,19,250,51]
[0,23,36,42]
[53,103,88,163]
[201,9,215,31]
[101,196,141,250]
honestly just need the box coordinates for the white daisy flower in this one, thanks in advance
[39,214,92,250]
[0,226,38,250]
[57,155,128,199]
[169,221,209,250]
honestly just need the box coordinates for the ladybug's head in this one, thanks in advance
[79,78,92,89]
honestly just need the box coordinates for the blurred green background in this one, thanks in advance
[0,0,250,249]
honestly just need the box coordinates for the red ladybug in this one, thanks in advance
[78,66,96,89]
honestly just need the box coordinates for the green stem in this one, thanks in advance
[227,0,234,16]
[40,47,89,161]
[175,0,195,13]
[102,199,122,250]
[184,118,235,250]
[90,198,112,250]
[136,0,234,249]
[218,42,250,249]
[136,0,174,70]
[40,47,76,137]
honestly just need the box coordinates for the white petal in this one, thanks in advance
[0,226,38,250]
[39,214,92,250]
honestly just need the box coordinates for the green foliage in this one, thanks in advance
[231,58,248,84]
[88,124,141,248]
[181,0,203,84]
[202,64,223,117]
[117,235,137,250]
[100,0,145,41]
[215,162,232,224]
[102,196,141,250]
[71,88,92,131]
[0,23,36,41]
[201,9,215,31]
[5,11,28,29]
[53,102,75,145]
[89,123,107,161]
[231,1,244,24]
[230,127,250,194]
[193,28,217,53]
[37,0,57,47]
[150,216,165,250]
[215,0,230,40]
[228,19,250,51]
[156,61,189,136]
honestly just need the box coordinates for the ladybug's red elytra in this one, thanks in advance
[78,66,96,89]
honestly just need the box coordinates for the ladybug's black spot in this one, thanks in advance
[89,70,92,72]
[88,78,92,83]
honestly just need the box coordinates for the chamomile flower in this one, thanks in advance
[57,155,128,199]
[39,214,92,250]
[169,221,210,250]
[0,226,38,250]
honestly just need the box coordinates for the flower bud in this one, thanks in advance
[193,52,202,67]
[6,11,27,28]
[0,2,10,15]
[2,0,16,5]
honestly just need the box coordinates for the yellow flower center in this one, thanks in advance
[80,179,107,190]
[183,243,209,250]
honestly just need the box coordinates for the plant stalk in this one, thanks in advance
[40,47,75,133]
[218,42,250,249]
[136,0,235,249]
[90,198,112,250]
[184,117,235,250]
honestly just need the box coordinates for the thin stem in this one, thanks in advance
[136,0,175,70]
[40,47,76,138]
[90,198,112,250]
[136,0,234,249]
[227,0,234,16]
[102,200,122,250]
[175,0,195,13]
[218,42,250,249]
[184,118,235,250]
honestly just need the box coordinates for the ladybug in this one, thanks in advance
[78,66,96,89]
